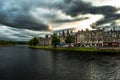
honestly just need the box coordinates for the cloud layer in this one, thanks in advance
[0,0,120,41]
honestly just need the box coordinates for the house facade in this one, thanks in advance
[38,35,52,46]
[37,28,120,47]
[103,30,120,47]
[75,28,120,47]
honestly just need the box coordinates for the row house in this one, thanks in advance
[38,27,120,47]
[103,30,120,47]
[85,28,103,47]
[75,28,104,47]
[75,28,120,47]
[38,35,52,46]
[58,30,74,45]
[74,30,85,47]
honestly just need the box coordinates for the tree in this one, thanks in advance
[0,40,16,45]
[51,33,60,47]
[29,37,39,46]
[29,39,33,46]
[65,34,74,47]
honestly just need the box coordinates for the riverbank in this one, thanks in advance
[29,46,120,53]
[29,46,95,51]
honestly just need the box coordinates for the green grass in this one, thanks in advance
[29,46,120,53]
[29,46,95,52]
[29,46,52,49]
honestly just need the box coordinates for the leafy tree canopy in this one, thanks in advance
[29,37,39,46]
[65,35,74,44]
[51,33,60,47]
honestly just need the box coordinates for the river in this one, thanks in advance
[0,45,120,80]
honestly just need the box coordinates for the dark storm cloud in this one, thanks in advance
[54,17,89,23]
[48,0,120,28]
[63,0,120,27]
[0,0,120,42]
[0,24,37,41]
[51,0,119,26]
[96,14,120,26]
[60,0,117,16]
[0,0,49,31]
[0,0,119,31]
[0,13,49,30]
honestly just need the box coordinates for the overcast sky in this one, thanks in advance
[0,0,120,41]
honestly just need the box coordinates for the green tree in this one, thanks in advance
[65,34,74,46]
[29,37,39,46]
[51,33,60,47]
[29,39,33,46]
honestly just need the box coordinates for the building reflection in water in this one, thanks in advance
[51,51,120,80]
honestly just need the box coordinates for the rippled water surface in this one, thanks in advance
[0,45,120,80]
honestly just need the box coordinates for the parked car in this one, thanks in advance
[65,44,74,47]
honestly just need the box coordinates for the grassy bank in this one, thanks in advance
[29,46,96,52]
[29,46,120,53]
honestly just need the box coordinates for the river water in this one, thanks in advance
[0,45,120,80]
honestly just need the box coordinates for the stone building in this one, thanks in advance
[75,28,104,47]
[75,28,120,47]
[38,35,52,46]
[74,30,85,47]
[84,28,104,47]
[38,27,120,47]
[59,31,66,44]
[103,29,120,47]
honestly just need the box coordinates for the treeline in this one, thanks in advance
[14,41,28,45]
[0,40,28,46]
[0,40,15,46]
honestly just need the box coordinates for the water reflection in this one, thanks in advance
[51,51,120,80]
[0,46,120,80]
